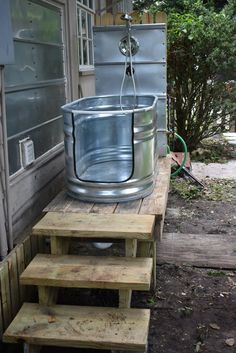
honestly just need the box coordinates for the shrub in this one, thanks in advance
[134,0,236,151]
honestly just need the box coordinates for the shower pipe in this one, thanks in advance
[119,13,137,111]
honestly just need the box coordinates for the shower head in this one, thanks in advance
[120,13,133,22]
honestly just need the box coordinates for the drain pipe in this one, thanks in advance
[0,66,13,254]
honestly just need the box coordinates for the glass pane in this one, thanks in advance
[6,84,66,138]
[89,40,93,65]
[73,113,133,183]
[81,10,87,38]
[83,39,88,65]
[89,0,94,10]
[8,118,63,175]
[5,42,64,86]
[78,39,82,65]
[10,0,62,44]
[87,13,92,39]
[77,8,81,36]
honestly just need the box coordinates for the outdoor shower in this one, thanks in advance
[62,16,167,202]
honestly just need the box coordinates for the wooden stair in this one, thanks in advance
[3,303,150,351]
[3,212,156,352]
[20,254,153,291]
[32,212,155,240]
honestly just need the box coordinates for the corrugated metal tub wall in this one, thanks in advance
[62,95,158,202]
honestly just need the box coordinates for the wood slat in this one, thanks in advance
[158,233,236,269]
[139,156,171,219]
[15,244,26,302]
[0,233,38,336]
[119,239,138,308]
[0,286,3,338]
[0,263,12,329]
[64,199,94,213]
[3,303,150,352]
[115,199,141,214]
[43,191,72,213]
[91,203,117,214]
[30,233,39,258]
[95,11,167,26]
[32,212,155,241]
[20,254,152,291]
[7,251,20,317]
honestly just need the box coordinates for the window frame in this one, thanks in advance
[77,1,95,69]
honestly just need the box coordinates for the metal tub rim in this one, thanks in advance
[61,94,158,115]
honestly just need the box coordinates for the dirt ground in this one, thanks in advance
[2,175,236,353]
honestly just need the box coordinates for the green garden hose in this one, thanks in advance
[168,132,188,177]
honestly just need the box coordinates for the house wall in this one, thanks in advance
[4,0,79,241]
[79,69,96,98]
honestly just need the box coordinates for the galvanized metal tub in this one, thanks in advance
[62,94,158,202]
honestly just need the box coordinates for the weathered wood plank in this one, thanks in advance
[43,190,70,212]
[115,199,142,214]
[0,284,3,338]
[20,254,152,291]
[15,244,26,302]
[50,237,70,255]
[0,263,12,329]
[119,239,138,309]
[7,251,20,317]
[3,303,150,352]
[95,11,167,26]
[91,203,117,214]
[64,199,94,213]
[44,190,94,213]
[32,213,155,241]
[30,234,39,258]
[139,156,171,219]
[158,233,236,269]
[23,236,32,267]
[38,286,58,306]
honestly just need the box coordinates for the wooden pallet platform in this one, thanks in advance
[158,233,236,269]
[3,303,150,352]
[20,254,153,291]
[43,156,171,222]
[32,213,155,241]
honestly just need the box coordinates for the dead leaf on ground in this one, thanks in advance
[225,338,235,347]
[209,323,220,330]
[48,315,56,323]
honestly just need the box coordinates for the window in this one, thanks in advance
[5,0,66,175]
[77,1,95,67]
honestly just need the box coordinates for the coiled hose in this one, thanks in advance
[168,132,188,177]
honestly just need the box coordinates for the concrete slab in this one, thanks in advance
[192,160,236,180]
[223,132,236,137]
[223,132,236,146]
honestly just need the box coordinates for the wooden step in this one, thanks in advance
[32,212,155,241]
[3,303,150,351]
[20,254,153,290]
